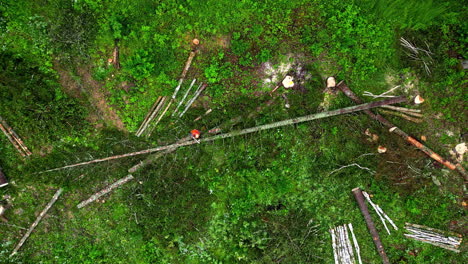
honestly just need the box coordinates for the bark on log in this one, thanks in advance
[179,83,207,117]
[172,51,197,99]
[0,117,31,156]
[41,96,407,173]
[173,79,197,116]
[136,96,162,136]
[337,82,467,180]
[11,188,63,256]
[77,175,134,209]
[380,105,422,114]
[147,100,173,137]
[377,109,422,123]
[130,99,275,174]
[136,96,167,137]
[352,187,390,264]
[112,39,120,69]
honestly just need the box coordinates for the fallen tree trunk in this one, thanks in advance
[377,109,422,123]
[41,96,408,173]
[380,105,421,114]
[77,175,134,209]
[352,187,390,264]
[172,51,197,99]
[11,188,63,256]
[0,117,31,156]
[129,99,276,174]
[136,96,162,136]
[179,83,207,117]
[337,82,467,180]
[112,39,120,69]
[136,96,167,137]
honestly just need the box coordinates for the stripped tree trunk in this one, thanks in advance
[0,116,32,156]
[337,82,467,180]
[352,187,390,264]
[77,175,134,209]
[136,96,162,136]
[136,96,167,137]
[179,83,207,117]
[173,79,197,116]
[380,105,421,113]
[377,109,422,123]
[172,51,197,99]
[130,99,276,174]
[41,96,408,173]
[112,39,120,69]
[11,188,63,256]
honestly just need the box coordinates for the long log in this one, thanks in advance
[173,79,197,116]
[129,99,276,174]
[0,117,31,156]
[377,109,422,123]
[337,82,467,180]
[172,51,197,99]
[352,187,390,264]
[40,96,407,173]
[136,96,162,135]
[136,96,167,137]
[11,188,63,256]
[179,83,208,117]
[77,175,134,209]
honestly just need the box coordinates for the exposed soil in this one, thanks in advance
[53,61,126,132]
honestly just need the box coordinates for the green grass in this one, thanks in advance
[0,0,466,263]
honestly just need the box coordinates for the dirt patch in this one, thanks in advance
[54,61,126,132]
[77,67,126,131]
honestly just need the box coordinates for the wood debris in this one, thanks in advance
[404,223,462,253]
[77,175,134,209]
[352,187,390,264]
[40,96,408,173]
[338,82,467,180]
[173,79,197,116]
[179,83,207,117]
[11,188,63,256]
[330,223,362,264]
[362,191,398,235]
[0,116,32,157]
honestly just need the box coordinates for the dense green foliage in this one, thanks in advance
[0,0,466,263]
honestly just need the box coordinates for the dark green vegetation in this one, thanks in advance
[0,0,466,263]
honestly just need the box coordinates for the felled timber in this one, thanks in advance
[0,116,32,156]
[171,51,197,99]
[352,187,390,264]
[41,96,408,173]
[77,175,134,209]
[337,82,467,180]
[11,188,63,256]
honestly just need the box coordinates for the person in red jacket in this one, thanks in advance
[190,129,201,143]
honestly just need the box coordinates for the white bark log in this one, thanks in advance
[77,175,134,209]
[11,188,63,256]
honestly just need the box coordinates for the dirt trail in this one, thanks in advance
[54,62,126,132]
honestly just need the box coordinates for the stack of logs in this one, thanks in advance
[0,116,31,157]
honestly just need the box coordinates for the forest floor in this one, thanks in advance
[0,1,466,263]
